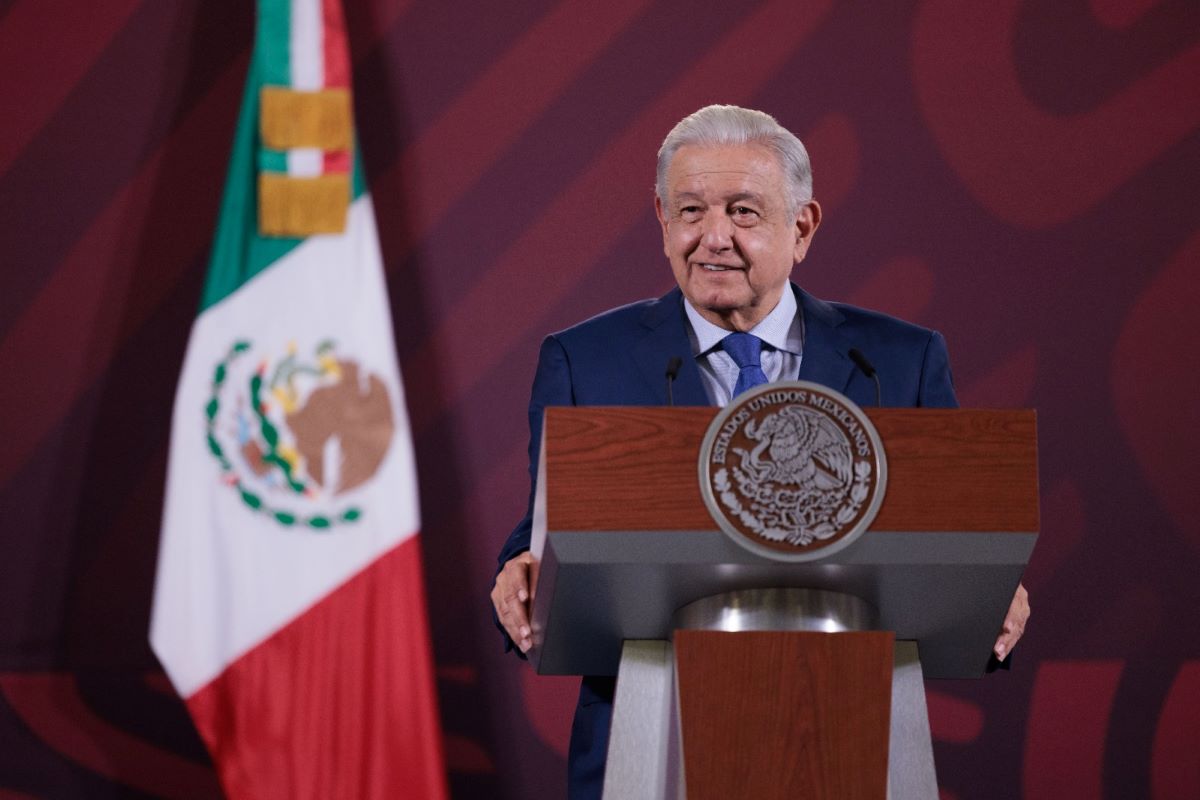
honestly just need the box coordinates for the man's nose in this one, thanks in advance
[700,212,734,251]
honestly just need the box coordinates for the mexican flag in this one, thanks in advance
[150,0,447,797]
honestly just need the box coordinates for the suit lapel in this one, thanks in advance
[795,286,856,395]
[631,285,858,405]
[633,288,710,406]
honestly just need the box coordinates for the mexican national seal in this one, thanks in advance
[205,338,397,530]
[699,381,887,561]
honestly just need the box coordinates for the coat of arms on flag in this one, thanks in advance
[205,338,396,529]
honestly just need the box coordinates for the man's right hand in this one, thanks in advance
[491,552,540,653]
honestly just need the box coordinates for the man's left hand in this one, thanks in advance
[993,582,1030,662]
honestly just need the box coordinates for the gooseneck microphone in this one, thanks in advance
[665,356,683,406]
[848,348,882,406]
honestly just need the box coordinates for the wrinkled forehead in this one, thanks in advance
[665,143,787,201]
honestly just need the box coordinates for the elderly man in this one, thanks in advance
[491,104,1030,799]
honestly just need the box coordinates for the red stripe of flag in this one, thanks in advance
[323,150,352,173]
[186,536,447,799]
[322,0,351,89]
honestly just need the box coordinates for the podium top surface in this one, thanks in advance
[540,406,1038,535]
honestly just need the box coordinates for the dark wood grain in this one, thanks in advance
[674,630,893,800]
[543,406,1038,532]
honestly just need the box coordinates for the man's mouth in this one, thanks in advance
[698,263,740,272]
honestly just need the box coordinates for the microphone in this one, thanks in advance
[665,356,683,406]
[848,348,881,406]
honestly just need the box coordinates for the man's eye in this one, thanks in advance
[732,206,757,217]
[679,206,702,219]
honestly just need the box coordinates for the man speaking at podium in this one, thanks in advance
[490,105,1029,799]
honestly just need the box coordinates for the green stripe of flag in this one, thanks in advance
[258,148,289,174]
[257,0,291,87]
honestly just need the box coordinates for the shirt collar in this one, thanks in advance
[683,285,802,356]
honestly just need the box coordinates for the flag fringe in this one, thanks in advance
[259,173,350,236]
[260,87,353,150]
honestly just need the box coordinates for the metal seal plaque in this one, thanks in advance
[699,381,888,562]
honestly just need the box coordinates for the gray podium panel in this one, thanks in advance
[529,528,1032,679]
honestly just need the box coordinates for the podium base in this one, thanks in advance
[603,638,937,800]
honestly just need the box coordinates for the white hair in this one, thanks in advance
[656,105,813,212]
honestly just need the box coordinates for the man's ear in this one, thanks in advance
[655,194,671,257]
[793,199,822,263]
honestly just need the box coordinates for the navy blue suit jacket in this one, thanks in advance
[496,284,957,799]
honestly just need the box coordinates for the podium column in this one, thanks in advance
[604,638,938,800]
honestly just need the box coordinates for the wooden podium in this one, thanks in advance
[527,407,1038,799]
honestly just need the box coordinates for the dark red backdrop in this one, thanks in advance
[1,1,1197,797]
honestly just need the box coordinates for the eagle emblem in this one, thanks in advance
[700,382,886,560]
[204,338,396,530]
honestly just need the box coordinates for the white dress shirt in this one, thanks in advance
[682,288,804,406]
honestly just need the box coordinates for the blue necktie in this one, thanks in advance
[722,332,769,398]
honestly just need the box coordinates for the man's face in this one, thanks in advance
[656,143,820,331]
